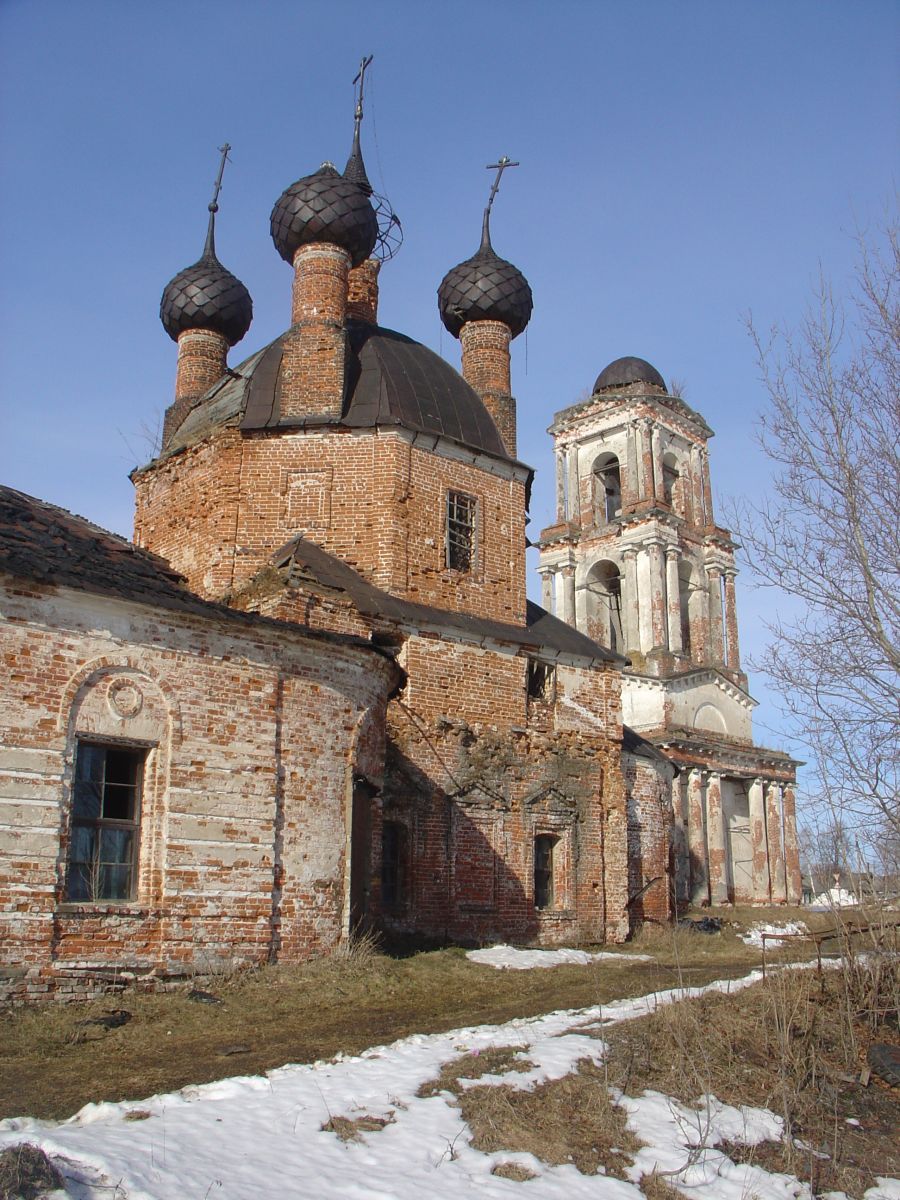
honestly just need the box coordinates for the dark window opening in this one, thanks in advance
[527,659,556,701]
[67,742,144,902]
[534,834,557,910]
[593,457,622,524]
[446,491,477,572]
[381,820,408,910]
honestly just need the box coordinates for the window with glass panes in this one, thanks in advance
[67,742,144,901]
[446,491,476,572]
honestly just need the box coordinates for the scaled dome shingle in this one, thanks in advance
[594,356,667,394]
[160,254,253,347]
[438,242,533,339]
[270,164,378,268]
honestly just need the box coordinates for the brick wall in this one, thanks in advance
[134,428,527,624]
[380,636,630,946]
[0,575,396,1001]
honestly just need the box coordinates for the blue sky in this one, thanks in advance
[1,0,897,773]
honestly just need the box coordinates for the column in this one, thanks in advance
[568,447,581,525]
[707,566,725,663]
[690,445,705,526]
[651,424,665,503]
[766,782,787,903]
[622,548,640,652]
[723,569,741,669]
[700,447,714,525]
[561,565,576,627]
[539,568,554,613]
[687,769,708,904]
[665,548,683,654]
[555,449,567,521]
[553,570,565,619]
[748,778,771,902]
[624,422,639,508]
[672,774,690,905]
[648,541,667,650]
[705,773,729,905]
[641,418,655,501]
[781,785,802,904]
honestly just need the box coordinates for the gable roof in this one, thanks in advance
[0,486,388,662]
[272,535,624,666]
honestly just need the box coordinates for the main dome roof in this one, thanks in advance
[593,356,667,394]
[165,321,512,462]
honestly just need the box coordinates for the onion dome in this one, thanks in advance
[160,146,253,347]
[270,163,378,268]
[438,157,532,339]
[594,356,667,394]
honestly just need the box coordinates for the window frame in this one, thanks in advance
[65,739,146,904]
[445,489,478,573]
[533,833,558,911]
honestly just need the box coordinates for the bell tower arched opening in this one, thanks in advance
[591,453,621,525]
[585,559,624,652]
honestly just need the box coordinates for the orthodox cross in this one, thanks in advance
[353,55,374,125]
[209,143,232,214]
[203,143,231,258]
[481,155,519,247]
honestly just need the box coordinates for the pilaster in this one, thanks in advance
[766,782,787,903]
[748,778,770,902]
[705,773,729,904]
[782,785,802,903]
[687,768,708,904]
[665,548,682,654]
[724,569,741,669]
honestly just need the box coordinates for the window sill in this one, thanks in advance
[534,908,576,921]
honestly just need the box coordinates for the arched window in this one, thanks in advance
[662,452,679,510]
[585,560,624,652]
[381,820,408,910]
[591,453,621,525]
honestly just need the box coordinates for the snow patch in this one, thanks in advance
[466,944,653,969]
[740,922,807,948]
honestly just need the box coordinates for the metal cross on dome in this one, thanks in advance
[480,156,519,248]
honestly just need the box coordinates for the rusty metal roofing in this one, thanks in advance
[166,321,514,463]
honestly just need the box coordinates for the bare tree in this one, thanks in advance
[732,219,899,844]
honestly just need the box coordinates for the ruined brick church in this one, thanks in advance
[0,97,801,999]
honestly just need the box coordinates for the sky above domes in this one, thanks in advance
[1,0,896,773]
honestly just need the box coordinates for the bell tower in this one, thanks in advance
[538,358,800,908]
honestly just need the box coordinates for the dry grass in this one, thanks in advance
[321,1112,395,1142]
[417,1045,534,1098]
[604,961,900,1198]
[458,1060,641,1179]
[0,933,769,1122]
[0,1142,63,1200]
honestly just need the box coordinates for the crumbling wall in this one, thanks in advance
[623,750,673,929]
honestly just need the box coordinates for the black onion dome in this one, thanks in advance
[438,235,533,339]
[594,356,667,394]
[160,252,253,347]
[270,163,378,268]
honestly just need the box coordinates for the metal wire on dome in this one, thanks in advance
[345,55,402,263]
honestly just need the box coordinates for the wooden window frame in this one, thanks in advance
[66,740,145,903]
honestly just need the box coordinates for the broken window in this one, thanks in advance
[534,834,558,910]
[67,742,144,902]
[527,659,555,701]
[381,820,408,910]
[446,490,477,572]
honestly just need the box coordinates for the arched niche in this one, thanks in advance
[693,702,727,733]
[591,452,621,525]
[662,451,680,511]
[584,559,624,652]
